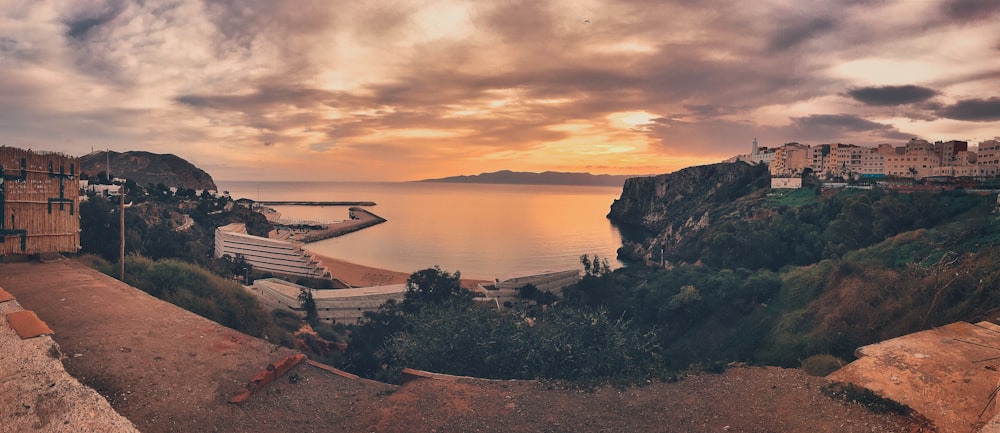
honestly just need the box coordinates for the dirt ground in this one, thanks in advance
[0,258,931,433]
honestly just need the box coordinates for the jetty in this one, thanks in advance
[274,207,387,243]
[257,200,376,206]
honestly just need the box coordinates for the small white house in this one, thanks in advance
[770,177,803,189]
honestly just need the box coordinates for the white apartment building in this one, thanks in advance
[214,223,331,279]
[978,140,1000,177]
[247,278,406,324]
[770,142,813,176]
[859,147,885,176]
[737,137,1000,181]
[885,150,939,178]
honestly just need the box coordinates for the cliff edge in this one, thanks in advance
[607,162,770,263]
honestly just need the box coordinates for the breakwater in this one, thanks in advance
[286,207,386,243]
[257,201,377,206]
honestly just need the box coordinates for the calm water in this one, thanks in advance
[217,181,625,280]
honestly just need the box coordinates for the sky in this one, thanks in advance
[2,0,999,181]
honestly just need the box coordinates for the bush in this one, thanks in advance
[80,255,291,344]
[800,354,844,377]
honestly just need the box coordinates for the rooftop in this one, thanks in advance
[253,278,407,300]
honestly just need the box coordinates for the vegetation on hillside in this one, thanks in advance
[339,185,1000,383]
[342,266,665,384]
[78,187,270,276]
[75,162,1000,386]
[79,254,294,347]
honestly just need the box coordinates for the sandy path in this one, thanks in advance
[310,252,411,287]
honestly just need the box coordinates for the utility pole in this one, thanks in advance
[120,191,124,281]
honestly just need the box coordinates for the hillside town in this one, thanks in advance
[728,137,1000,181]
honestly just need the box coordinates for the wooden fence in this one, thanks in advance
[0,146,80,255]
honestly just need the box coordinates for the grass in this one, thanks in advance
[764,188,820,208]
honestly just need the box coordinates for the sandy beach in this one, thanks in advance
[309,251,486,290]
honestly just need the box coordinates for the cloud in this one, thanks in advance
[936,97,1000,121]
[63,1,126,41]
[785,114,911,141]
[940,0,1000,21]
[768,16,837,52]
[0,0,996,181]
[847,85,940,106]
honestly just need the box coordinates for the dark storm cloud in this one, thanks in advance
[936,97,1000,121]
[941,0,1000,21]
[847,85,940,106]
[176,85,342,111]
[768,17,837,52]
[787,114,910,140]
[64,1,125,40]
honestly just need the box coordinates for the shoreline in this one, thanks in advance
[308,251,486,290]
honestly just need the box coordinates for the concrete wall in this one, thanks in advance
[770,177,802,189]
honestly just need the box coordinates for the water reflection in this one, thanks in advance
[220,181,626,280]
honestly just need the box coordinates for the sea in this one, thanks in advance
[216,181,627,280]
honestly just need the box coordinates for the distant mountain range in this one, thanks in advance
[415,170,637,187]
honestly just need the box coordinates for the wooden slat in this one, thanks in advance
[1,146,80,255]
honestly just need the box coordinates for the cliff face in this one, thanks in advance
[608,162,770,262]
[81,151,217,191]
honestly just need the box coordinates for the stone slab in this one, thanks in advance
[6,309,54,339]
[0,286,14,303]
[828,321,1000,433]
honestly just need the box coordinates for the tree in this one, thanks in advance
[518,283,540,300]
[580,254,611,277]
[298,287,318,323]
[403,266,467,311]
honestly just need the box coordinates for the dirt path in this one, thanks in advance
[0,258,928,433]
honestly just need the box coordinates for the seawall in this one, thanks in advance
[290,207,387,243]
[258,200,377,206]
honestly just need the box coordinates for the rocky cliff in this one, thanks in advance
[608,162,770,263]
[81,150,217,191]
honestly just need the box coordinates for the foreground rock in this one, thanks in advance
[0,296,139,433]
[830,321,1000,433]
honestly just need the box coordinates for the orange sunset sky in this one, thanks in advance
[2,1,999,181]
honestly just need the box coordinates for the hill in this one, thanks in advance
[416,170,634,186]
[81,150,217,191]
[571,161,1000,371]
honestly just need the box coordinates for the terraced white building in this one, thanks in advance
[247,278,406,324]
[214,223,331,279]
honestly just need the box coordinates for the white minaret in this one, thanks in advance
[752,137,759,157]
